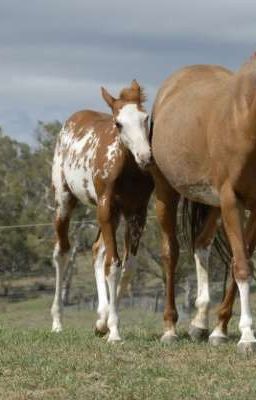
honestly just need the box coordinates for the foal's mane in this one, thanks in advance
[119,85,147,105]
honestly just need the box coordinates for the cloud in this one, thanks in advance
[1,0,256,143]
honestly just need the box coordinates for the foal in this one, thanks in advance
[51,80,153,342]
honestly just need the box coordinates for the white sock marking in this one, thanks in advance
[236,280,256,343]
[192,246,211,330]
[51,243,69,332]
[94,241,109,331]
[106,260,121,342]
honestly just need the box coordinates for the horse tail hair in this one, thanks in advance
[181,199,231,295]
[149,112,154,145]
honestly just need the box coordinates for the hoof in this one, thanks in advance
[160,332,178,344]
[51,323,62,333]
[209,335,228,346]
[95,319,109,337]
[189,325,209,342]
[94,327,109,337]
[237,341,256,354]
[107,335,122,343]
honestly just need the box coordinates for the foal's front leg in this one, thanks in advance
[92,231,109,336]
[97,191,121,342]
[220,183,256,353]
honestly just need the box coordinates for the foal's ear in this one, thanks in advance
[131,79,140,91]
[101,87,116,109]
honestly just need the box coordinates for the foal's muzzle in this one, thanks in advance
[137,153,153,169]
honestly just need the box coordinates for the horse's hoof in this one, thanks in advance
[237,341,256,354]
[189,325,209,342]
[209,335,228,346]
[160,331,178,344]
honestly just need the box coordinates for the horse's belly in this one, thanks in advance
[64,162,97,204]
[178,183,220,206]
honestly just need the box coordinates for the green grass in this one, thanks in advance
[0,295,256,399]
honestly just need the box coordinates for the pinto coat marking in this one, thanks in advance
[51,80,153,342]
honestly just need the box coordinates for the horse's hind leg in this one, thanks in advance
[92,231,109,336]
[210,208,256,345]
[209,278,236,345]
[51,189,76,332]
[219,184,256,353]
[189,208,220,341]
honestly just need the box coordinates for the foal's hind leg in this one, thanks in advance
[117,211,146,301]
[189,208,220,341]
[92,231,109,336]
[155,176,180,343]
[51,190,76,332]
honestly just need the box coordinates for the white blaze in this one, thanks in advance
[116,104,151,166]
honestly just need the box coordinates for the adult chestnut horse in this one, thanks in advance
[51,80,153,342]
[151,57,256,353]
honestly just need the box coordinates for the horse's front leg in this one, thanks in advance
[155,178,180,343]
[97,191,121,342]
[219,183,256,353]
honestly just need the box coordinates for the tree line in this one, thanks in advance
[0,122,227,300]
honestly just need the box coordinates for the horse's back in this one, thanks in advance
[153,64,232,118]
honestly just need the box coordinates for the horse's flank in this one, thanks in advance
[151,57,256,351]
[152,63,256,209]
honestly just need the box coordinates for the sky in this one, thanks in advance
[1,0,256,145]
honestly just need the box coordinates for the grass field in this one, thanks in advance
[1,294,256,400]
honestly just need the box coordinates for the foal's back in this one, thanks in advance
[53,109,123,205]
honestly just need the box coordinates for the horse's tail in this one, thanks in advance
[181,199,231,298]
[149,115,154,145]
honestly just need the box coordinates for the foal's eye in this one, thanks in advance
[115,121,122,130]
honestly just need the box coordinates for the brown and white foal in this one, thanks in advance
[51,80,153,342]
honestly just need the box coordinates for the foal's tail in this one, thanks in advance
[181,199,231,298]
